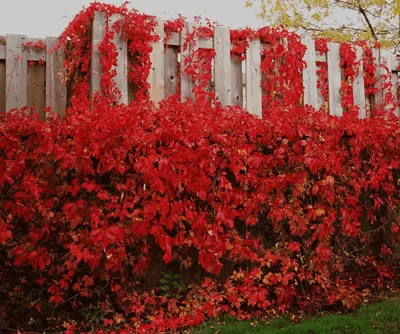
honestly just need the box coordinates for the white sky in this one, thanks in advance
[0,0,261,37]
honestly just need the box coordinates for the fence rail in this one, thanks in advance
[0,11,399,118]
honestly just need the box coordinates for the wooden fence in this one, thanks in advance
[1,11,399,118]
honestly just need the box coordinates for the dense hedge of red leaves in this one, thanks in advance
[1,2,400,333]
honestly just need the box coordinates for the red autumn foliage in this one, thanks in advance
[1,96,399,332]
[1,2,400,333]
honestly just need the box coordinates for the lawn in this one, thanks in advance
[192,298,400,334]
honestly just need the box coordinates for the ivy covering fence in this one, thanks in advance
[0,2,400,333]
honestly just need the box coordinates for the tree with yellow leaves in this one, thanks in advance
[245,0,400,50]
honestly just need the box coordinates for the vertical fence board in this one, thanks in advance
[316,52,326,110]
[6,34,28,111]
[46,37,66,117]
[390,53,400,116]
[353,46,366,118]
[214,26,231,106]
[380,50,393,112]
[148,18,165,105]
[27,62,46,120]
[373,48,383,108]
[246,38,262,117]
[231,55,243,106]
[164,46,179,97]
[110,14,128,104]
[0,60,5,112]
[91,12,106,97]
[180,22,195,102]
[327,42,342,117]
[302,37,317,108]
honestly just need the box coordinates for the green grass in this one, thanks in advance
[191,298,400,334]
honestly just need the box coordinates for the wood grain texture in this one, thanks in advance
[214,26,231,106]
[353,46,366,118]
[327,42,342,117]
[148,18,165,105]
[246,38,262,117]
[46,37,66,117]
[6,34,28,111]
[164,46,179,96]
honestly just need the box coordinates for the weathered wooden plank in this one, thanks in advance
[27,61,46,120]
[214,26,231,106]
[148,18,165,105]
[373,48,383,107]
[110,14,128,104]
[0,45,5,60]
[353,46,366,118]
[327,42,342,116]
[379,50,394,112]
[164,46,179,96]
[6,34,28,111]
[25,38,46,61]
[1,43,45,61]
[302,37,318,109]
[166,32,180,46]
[382,51,400,116]
[46,37,67,117]
[180,22,195,102]
[91,11,106,97]
[0,60,5,112]
[390,53,400,116]
[246,38,262,117]
[167,33,217,49]
[198,37,213,49]
[231,55,243,106]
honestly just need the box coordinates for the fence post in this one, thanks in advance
[91,11,106,97]
[231,55,243,106]
[327,42,342,117]
[180,22,195,102]
[214,26,231,106]
[109,14,128,104]
[148,18,165,105]
[246,38,262,117]
[353,46,366,118]
[373,48,383,108]
[302,37,317,109]
[5,34,28,111]
[164,46,179,97]
[46,37,66,117]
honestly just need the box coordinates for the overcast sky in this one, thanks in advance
[0,0,261,37]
